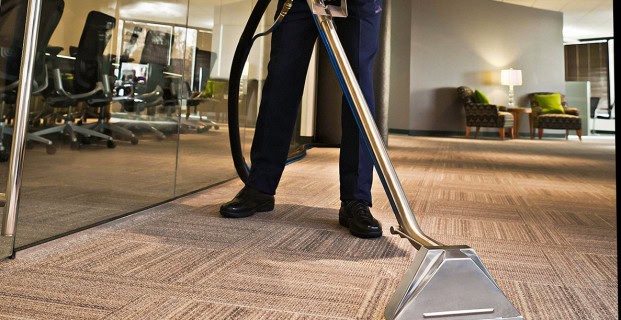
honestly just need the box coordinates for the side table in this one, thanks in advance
[505,107,532,139]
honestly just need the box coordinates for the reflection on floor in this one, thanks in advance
[0,135,617,319]
[0,123,254,249]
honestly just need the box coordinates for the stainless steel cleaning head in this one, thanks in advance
[385,246,523,320]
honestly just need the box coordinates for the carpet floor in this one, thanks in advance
[0,135,617,319]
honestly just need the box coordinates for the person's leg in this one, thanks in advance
[222,0,318,218]
[335,0,383,238]
[336,0,382,206]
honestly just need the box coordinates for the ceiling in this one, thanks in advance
[494,0,614,43]
[111,0,614,42]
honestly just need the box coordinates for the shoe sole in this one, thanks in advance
[220,202,274,218]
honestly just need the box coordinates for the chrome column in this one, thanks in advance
[2,0,43,237]
[308,0,440,249]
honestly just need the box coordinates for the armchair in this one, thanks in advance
[457,86,514,140]
[527,92,582,141]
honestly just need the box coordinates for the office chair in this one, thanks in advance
[33,11,135,148]
[0,0,64,160]
[73,11,138,145]
[112,30,177,140]
[182,49,220,132]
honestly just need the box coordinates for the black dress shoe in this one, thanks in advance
[339,200,382,238]
[220,186,275,218]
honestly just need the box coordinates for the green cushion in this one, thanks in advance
[535,93,565,114]
[473,90,491,104]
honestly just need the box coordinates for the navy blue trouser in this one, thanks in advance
[246,0,382,205]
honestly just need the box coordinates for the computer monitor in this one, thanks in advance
[118,62,148,83]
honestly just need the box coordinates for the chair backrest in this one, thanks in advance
[73,11,115,93]
[140,30,172,66]
[590,97,601,118]
[457,86,475,104]
[0,0,64,91]
[193,49,217,92]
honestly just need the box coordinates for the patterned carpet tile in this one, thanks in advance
[238,204,343,231]
[525,198,616,217]
[266,227,410,260]
[555,225,617,249]
[424,199,524,222]
[0,136,616,319]
[0,294,110,320]
[431,189,522,206]
[518,207,615,229]
[199,275,367,318]
[103,295,316,320]
[581,253,618,284]
[115,212,268,250]
[498,280,618,320]
[0,268,144,315]
[423,216,569,245]
[543,249,602,287]
[235,248,408,284]
[599,214,617,228]
[592,283,619,316]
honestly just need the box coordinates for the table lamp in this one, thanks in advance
[501,68,522,108]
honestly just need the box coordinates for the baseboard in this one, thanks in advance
[388,129,568,138]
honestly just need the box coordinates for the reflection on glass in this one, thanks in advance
[175,0,276,194]
[7,0,188,248]
[1,0,69,255]
[0,0,281,253]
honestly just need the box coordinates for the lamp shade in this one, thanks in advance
[501,69,522,86]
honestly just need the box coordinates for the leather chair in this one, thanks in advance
[527,92,582,141]
[457,86,514,140]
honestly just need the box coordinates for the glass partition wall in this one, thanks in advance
[0,0,277,259]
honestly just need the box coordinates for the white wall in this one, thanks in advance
[389,0,565,134]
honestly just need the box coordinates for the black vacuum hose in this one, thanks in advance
[228,0,272,182]
[228,0,338,183]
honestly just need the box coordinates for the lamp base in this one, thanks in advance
[507,85,515,108]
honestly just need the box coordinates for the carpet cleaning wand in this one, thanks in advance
[308,1,523,319]
[230,0,524,318]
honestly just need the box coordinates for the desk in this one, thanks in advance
[506,107,532,139]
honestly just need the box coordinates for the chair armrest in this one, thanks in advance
[464,103,501,119]
[564,107,579,116]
